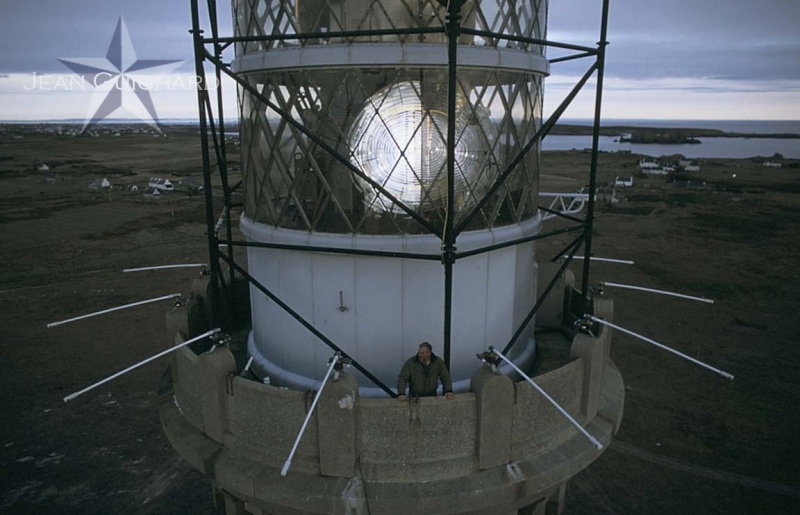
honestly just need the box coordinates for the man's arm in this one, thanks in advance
[438,361,453,399]
[397,360,410,400]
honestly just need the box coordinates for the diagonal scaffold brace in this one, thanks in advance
[489,346,604,450]
[589,316,733,379]
[47,293,183,328]
[280,352,340,477]
[600,282,714,304]
[63,328,221,403]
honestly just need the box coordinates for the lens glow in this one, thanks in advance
[348,81,495,213]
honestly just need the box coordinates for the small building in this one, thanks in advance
[763,161,782,168]
[148,178,175,191]
[143,187,161,197]
[37,164,50,171]
[596,186,619,204]
[642,168,669,176]
[614,176,633,187]
[89,178,111,189]
[638,159,660,169]
[45,173,63,185]
[679,160,700,172]
[180,177,204,190]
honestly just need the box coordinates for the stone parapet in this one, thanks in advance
[470,365,514,469]
[161,292,623,514]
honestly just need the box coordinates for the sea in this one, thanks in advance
[543,119,800,159]
[5,118,800,159]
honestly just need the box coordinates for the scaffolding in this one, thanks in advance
[189,0,611,396]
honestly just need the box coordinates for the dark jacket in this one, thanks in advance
[397,354,453,397]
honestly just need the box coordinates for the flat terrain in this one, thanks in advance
[540,150,800,514]
[1,126,799,514]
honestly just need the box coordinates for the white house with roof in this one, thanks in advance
[89,178,111,189]
[148,178,175,191]
[638,159,660,169]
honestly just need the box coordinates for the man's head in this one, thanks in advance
[417,342,433,364]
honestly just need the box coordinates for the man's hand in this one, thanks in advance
[445,392,454,400]
[397,394,408,401]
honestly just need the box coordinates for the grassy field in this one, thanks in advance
[1,126,798,514]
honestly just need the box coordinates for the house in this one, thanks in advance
[614,176,633,187]
[45,173,63,185]
[596,187,619,204]
[181,177,204,190]
[89,178,111,189]
[148,178,175,191]
[638,159,660,169]
[763,161,782,168]
[37,164,50,171]
[679,160,700,172]
[143,187,161,197]
[642,168,669,176]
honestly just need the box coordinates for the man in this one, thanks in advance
[397,342,454,400]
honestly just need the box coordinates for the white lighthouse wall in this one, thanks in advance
[242,214,540,393]
[355,255,406,372]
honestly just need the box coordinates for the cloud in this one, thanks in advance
[0,72,236,121]
[0,0,223,73]
[548,0,800,85]
[1,0,798,121]
[544,74,800,120]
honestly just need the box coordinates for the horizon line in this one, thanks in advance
[1,117,798,124]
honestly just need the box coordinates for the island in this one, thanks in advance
[551,123,800,144]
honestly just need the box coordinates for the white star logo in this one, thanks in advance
[58,16,184,133]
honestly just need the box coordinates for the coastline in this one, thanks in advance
[551,123,800,140]
[3,118,800,137]
[2,121,799,158]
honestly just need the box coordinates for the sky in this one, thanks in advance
[0,0,798,122]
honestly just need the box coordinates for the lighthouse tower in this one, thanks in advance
[236,0,547,395]
[161,1,623,513]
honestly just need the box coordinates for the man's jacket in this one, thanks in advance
[397,354,453,397]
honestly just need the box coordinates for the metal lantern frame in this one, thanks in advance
[189,0,610,397]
